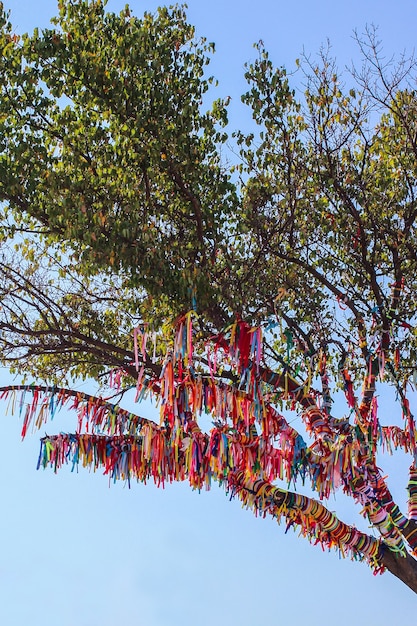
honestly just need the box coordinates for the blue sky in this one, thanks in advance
[1,1,417,624]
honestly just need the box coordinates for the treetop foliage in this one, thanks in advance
[1,1,417,383]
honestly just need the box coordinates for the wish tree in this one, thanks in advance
[1,0,417,592]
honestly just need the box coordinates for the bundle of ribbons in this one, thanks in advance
[2,312,417,570]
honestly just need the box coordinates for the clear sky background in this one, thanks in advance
[1,1,417,624]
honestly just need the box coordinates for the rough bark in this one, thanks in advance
[381,546,417,594]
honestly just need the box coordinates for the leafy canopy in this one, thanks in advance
[1,1,417,384]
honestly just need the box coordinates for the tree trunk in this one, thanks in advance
[381,546,417,593]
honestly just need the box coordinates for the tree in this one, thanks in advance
[1,0,417,592]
